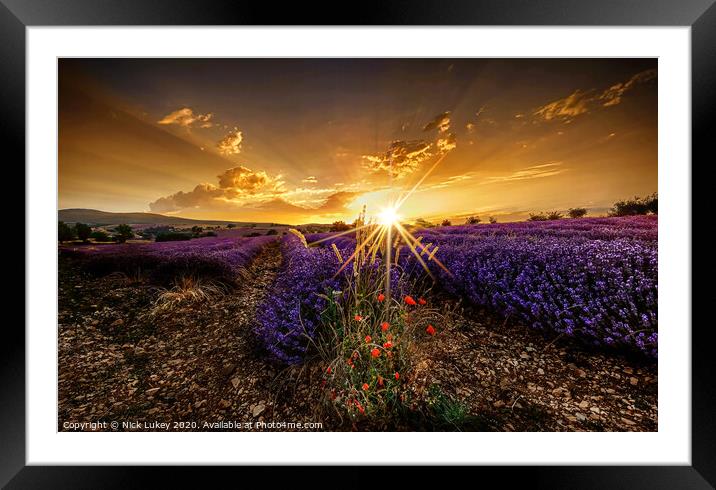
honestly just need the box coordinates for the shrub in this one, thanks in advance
[568,207,588,219]
[266,228,279,236]
[58,221,75,242]
[74,223,92,242]
[114,224,134,243]
[226,223,236,229]
[610,193,658,216]
[465,216,481,225]
[441,219,452,227]
[247,232,262,237]
[330,221,351,232]
[90,230,111,242]
[527,213,548,221]
[546,211,563,220]
[489,216,497,224]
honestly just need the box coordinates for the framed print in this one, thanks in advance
[4,0,713,487]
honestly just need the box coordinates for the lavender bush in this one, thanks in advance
[254,234,343,364]
[63,233,276,285]
[409,217,658,357]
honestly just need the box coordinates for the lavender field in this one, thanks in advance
[58,216,658,432]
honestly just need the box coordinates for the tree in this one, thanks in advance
[568,207,588,219]
[191,225,203,236]
[114,224,134,243]
[226,223,236,229]
[266,228,279,235]
[91,230,111,242]
[528,213,548,222]
[546,211,563,220]
[489,216,497,224]
[58,221,75,242]
[441,219,452,227]
[74,223,92,242]
[609,194,657,217]
[330,221,351,232]
[465,216,481,225]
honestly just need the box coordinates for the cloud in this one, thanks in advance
[149,183,224,213]
[423,112,451,133]
[483,162,567,184]
[363,111,458,178]
[533,69,657,123]
[217,128,243,155]
[158,107,214,128]
[217,165,284,194]
[599,69,657,107]
[149,165,285,212]
[436,133,457,153]
[533,90,594,122]
[302,176,318,184]
[362,140,433,178]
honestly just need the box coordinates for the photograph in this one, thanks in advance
[57,58,658,432]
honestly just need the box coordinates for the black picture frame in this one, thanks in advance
[3,1,712,487]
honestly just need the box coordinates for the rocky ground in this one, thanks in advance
[58,245,657,432]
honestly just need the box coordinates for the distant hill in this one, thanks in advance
[58,208,268,227]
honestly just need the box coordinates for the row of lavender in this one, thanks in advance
[254,234,343,364]
[62,233,277,285]
[410,216,658,357]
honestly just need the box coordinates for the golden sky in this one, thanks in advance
[58,59,657,224]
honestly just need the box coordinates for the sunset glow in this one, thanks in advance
[59,59,657,224]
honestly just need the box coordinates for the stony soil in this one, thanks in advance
[58,244,657,432]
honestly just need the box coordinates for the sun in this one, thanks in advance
[378,206,401,226]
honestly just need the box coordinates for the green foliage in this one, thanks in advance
[114,224,134,243]
[90,230,111,242]
[568,207,588,219]
[330,221,351,232]
[58,221,75,242]
[266,228,279,236]
[610,193,658,216]
[74,223,92,242]
[546,211,563,220]
[465,216,481,225]
[527,213,548,221]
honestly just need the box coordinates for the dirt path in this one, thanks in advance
[58,241,321,431]
[58,244,657,432]
[408,306,657,432]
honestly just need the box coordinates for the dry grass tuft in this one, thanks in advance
[151,275,228,314]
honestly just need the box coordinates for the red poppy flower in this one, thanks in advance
[355,401,365,414]
[426,324,436,336]
[394,372,400,380]
[383,341,393,349]
[353,351,359,359]
[326,366,332,374]
[418,297,427,305]
[362,383,369,391]
[354,315,363,321]
[378,375,384,387]
[404,295,417,306]
[381,322,389,332]
[365,335,372,343]
[371,348,381,358]
[377,293,385,302]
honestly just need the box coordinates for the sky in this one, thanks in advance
[58,58,657,224]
